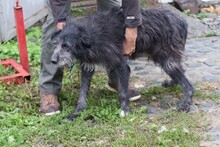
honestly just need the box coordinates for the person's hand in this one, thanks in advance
[123,27,137,56]
[56,21,66,30]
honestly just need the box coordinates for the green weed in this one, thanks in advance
[0,68,205,146]
[196,13,208,20]
[71,8,96,17]
[183,9,191,16]
[204,32,217,37]
[0,26,41,67]
[0,65,17,77]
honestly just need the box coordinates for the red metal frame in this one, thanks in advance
[0,59,30,84]
[14,0,30,71]
[0,0,30,84]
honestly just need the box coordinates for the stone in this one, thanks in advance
[146,105,158,114]
[203,75,215,81]
[210,126,220,132]
[134,83,145,88]
[188,45,201,49]
[134,66,144,71]
[211,44,220,49]
[127,60,139,65]
[57,144,65,147]
[189,104,199,113]
[203,61,216,66]
[196,102,217,111]
[158,125,168,133]
[158,0,174,3]
[198,49,210,53]
[185,63,202,68]
[160,97,172,110]
[136,71,149,76]
[210,71,220,75]
[206,132,220,140]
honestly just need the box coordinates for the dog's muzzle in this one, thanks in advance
[51,53,59,64]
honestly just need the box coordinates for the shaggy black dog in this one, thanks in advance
[51,7,194,121]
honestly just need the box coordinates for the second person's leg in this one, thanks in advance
[97,0,141,101]
[97,0,121,12]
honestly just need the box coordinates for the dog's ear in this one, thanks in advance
[76,26,91,49]
[80,33,91,49]
[51,30,61,41]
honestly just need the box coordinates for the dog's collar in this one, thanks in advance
[68,63,74,79]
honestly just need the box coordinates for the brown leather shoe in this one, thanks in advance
[106,83,141,102]
[40,94,61,115]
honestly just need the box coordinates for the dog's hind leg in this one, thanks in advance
[161,60,194,112]
[162,79,178,87]
[162,65,185,87]
[67,68,95,121]
[117,64,131,117]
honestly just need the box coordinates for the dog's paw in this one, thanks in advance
[119,110,129,117]
[161,80,170,87]
[62,118,73,123]
[66,114,78,121]
[177,101,191,112]
[162,80,177,87]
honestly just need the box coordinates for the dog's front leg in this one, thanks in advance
[67,67,94,121]
[118,64,130,117]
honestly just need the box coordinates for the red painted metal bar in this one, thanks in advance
[0,59,30,84]
[14,0,30,72]
[0,0,30,84]
[16,0,19,7]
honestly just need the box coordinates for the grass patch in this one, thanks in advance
[203,32,217,37]
[0,67,205,146]
[71,8,96,17]
[0,26,41,66]
[0,65,17,77]
[196,13,208,20]
[183,10,208,20]
[141,85,183,98]
[194,90,220,102]
[193,82,220,102]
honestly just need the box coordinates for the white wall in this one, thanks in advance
[0,0,47,42]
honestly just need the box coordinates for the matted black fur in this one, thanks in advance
[51,7,194,121]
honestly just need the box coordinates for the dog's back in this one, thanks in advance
[133,9,188,62]
[84,8,188,63]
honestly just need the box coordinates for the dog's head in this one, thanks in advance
[50,24,91,67]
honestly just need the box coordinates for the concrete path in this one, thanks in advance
[128,36,220,88]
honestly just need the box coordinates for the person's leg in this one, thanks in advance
[106,65,141,102]
[39,0,63,115]
[96,0,121,91]
[97,0,141,101]
[96,0,121,89]
[97,0,121,12]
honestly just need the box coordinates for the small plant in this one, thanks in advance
[183,9,191,16]
[204,32,217,37]
[0,26,42,67]
[0,41,19,61]
[71,8,96,17]
[0,64,17,77]
[196,13,208,20]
